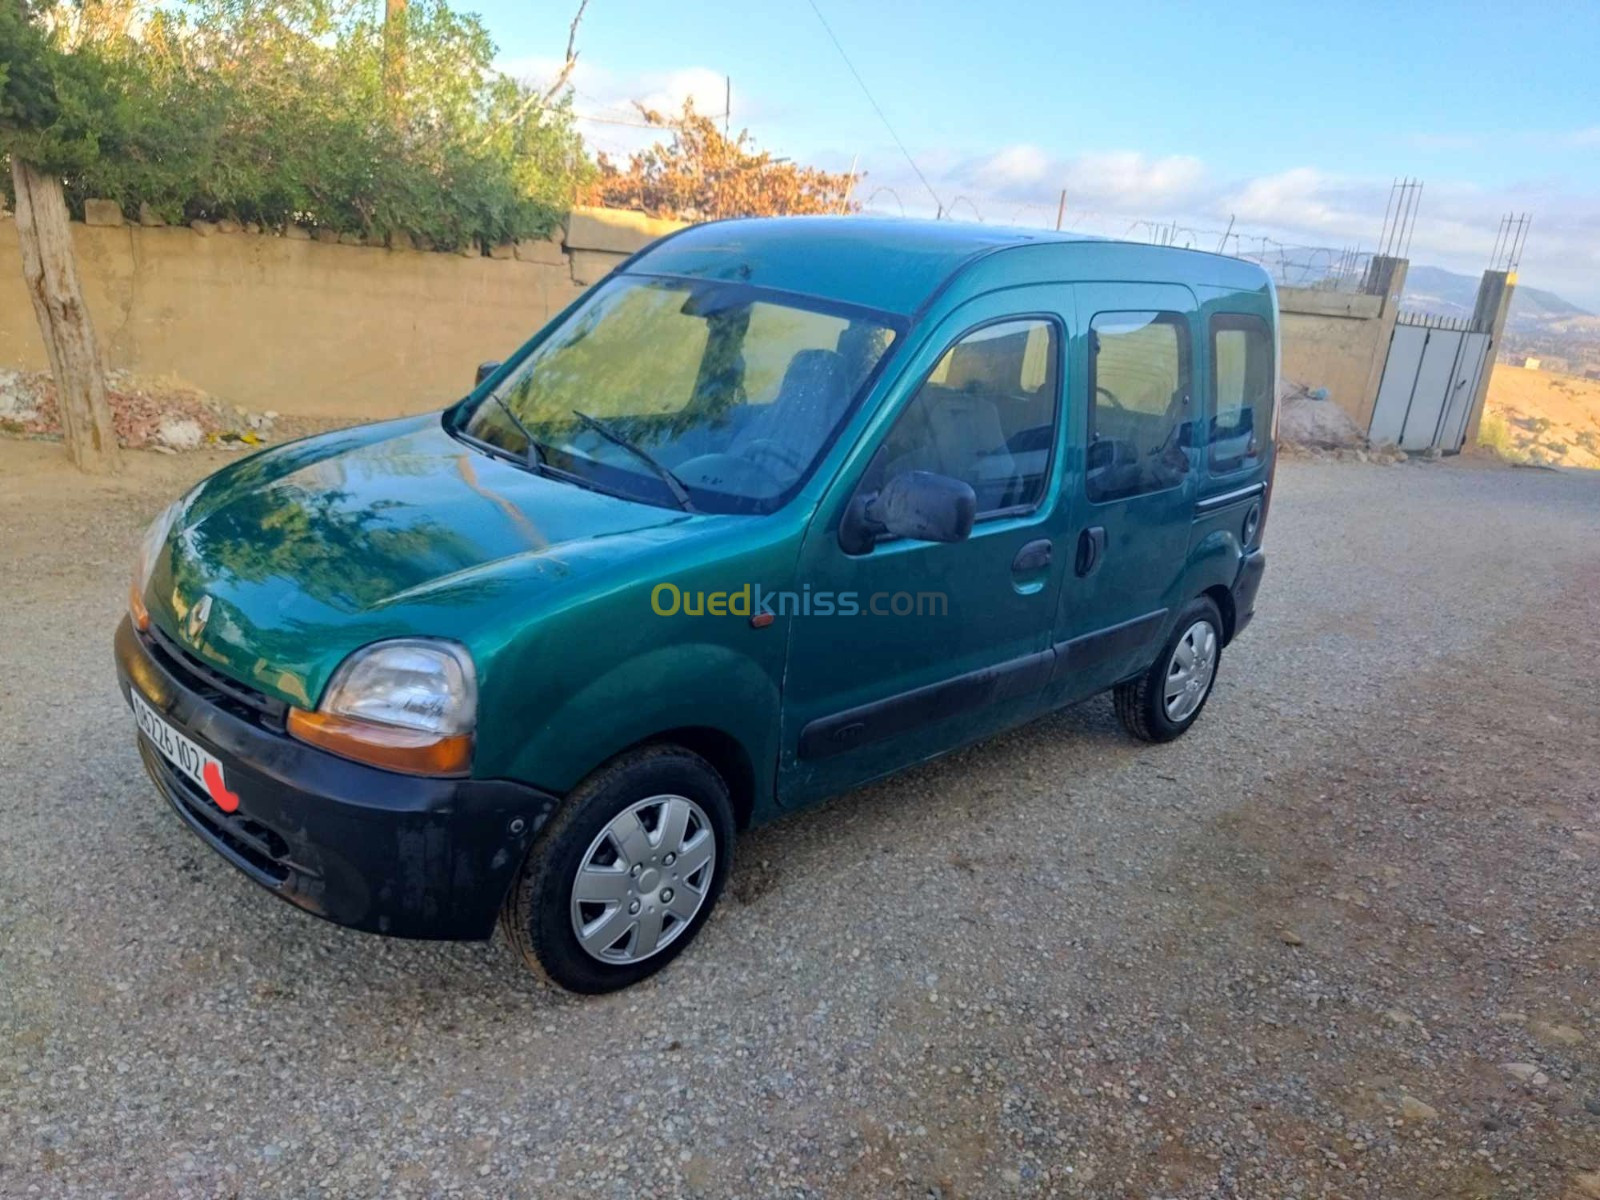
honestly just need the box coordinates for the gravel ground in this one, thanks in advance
[1,441,1598,1199]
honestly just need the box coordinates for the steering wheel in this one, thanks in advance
[1096,385,1126,412]
[739,438,806,475]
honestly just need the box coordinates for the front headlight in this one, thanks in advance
[287,639,477,776]
[130,500,183,630]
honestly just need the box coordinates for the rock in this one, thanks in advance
[0,369,40,422]
[315,228,340,244]
[387,230,415,252]
[1422,446,1443,461]
[284,224,311,241]
[84,198,124,227]
[338,231,362,246]
[1501,1062,1549,1086]
[1278,387,1365,450]
[1278,929,1304,946]
[190,220,217,237]
[1385,1007,1419,1027]
[1584,1095,1600,1116]
[1530,1020,1585,1047]
[215,218,241,234]
[488,241,515,260]
[243,222,261,235]
[1398,1095,1438,1121]
[137,202,165,227]
[1000,1168,1022,1185]
[1392,448,1409,462]
[154,417,204,452]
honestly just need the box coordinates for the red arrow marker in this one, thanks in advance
[203,760,240,813]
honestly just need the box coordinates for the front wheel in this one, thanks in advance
[501,745,735,993]
[1114,598,1223,743]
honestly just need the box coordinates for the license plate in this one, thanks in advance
[131,691,239,813]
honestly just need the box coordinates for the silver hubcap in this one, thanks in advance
[1164,619,1218,722]
[570,795,716,965]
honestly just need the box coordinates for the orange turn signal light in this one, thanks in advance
[129,580,151,632]
[286,708,473,777]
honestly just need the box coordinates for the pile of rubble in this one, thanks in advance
[0,368,277,453]
[1276,380,1433,466]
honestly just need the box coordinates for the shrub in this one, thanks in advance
[3,0,590,249]
[585,99,858,221]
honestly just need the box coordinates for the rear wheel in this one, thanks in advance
[1114,597,1223,743]
[501,745,734,993]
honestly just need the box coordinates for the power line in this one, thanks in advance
[802,0,942,215]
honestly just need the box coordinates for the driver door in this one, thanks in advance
[777,290,1073,807]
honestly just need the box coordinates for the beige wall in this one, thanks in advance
[3,207,1405,437]
[0,207,683,419]
[1276,258,1407,432]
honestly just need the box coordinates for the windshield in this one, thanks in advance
[456,275,900,513]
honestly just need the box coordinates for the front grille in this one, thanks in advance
[140,742,294,885]
[144,623,289,732]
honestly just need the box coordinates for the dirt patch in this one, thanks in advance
[1481,364,1600,468]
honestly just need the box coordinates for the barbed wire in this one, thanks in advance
[857,195,1378,293]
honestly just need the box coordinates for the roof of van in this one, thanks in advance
[628,216,1273,318]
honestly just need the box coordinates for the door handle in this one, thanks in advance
[1011,538,1053,575]
[1075,527,1106,577]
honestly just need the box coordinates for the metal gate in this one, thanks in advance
[1368,314,1491,453]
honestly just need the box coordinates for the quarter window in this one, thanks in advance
[874,318,1060,517]
[1087,311,1192,502]
[1209,314,1273,472]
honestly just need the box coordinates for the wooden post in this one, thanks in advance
[10,157,120,473]
[1055,188,1066,231]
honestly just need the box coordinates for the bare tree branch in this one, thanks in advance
[540,0,589,105]
[476,0,588,150]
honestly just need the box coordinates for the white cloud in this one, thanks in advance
[495,56,734,160]
[499,53,1600,308]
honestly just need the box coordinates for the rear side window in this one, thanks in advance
[1209,314,1273,472]
[1087,311,1191,503]
[874,318,1061,517]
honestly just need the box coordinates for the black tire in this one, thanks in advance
[1114,597,1224,743]
[501,744,735,993]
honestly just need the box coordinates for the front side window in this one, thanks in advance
[1209,314,1273,472]
[870,318,1060,517]
[458,276,899,513]
[1087,311,1192,503]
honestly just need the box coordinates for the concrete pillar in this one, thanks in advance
[1461,270,1515,447]
[1352,254,1408,431]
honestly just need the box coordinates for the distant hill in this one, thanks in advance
[1402,264,1592,328]
[1403,265,1600,374]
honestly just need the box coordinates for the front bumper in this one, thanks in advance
[114,616,558,939]
[1231,548,1267,639]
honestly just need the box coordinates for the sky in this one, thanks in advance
[478,0,1600,308]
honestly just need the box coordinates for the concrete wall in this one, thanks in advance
[1277,256,1407,431]
[2,208,1413,437]
[0,206,684,420]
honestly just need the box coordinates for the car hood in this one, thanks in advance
[147,414,697,708]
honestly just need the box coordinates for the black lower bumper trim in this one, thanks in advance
[115,616,559,940]
[1231,549,1266,639]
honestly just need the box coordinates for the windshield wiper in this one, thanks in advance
[486,393,551,473]
[570,410,695,512]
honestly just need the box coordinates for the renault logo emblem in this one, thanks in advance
[185,594,213,642]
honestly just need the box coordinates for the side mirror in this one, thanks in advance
[475,360,502,387]
[838,470,977,555]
